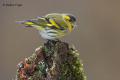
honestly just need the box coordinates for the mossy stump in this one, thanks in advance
[16,40,86,80]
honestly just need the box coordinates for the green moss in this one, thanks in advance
[16,40,87,80]
[58,47,86,80]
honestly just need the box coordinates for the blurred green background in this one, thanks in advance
[0,0,120,80]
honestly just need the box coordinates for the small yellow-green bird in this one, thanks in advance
[17,13,76,40]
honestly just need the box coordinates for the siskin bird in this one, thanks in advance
[17,13,77,40]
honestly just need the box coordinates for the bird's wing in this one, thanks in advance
[17,17,48,27]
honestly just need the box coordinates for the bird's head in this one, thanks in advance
[62,14,76,32]
[44,13,76,32]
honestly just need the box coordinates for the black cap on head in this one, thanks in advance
[68,15,76,22]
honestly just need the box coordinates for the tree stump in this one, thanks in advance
[16,40,86,80]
